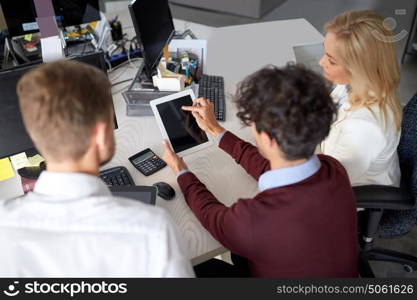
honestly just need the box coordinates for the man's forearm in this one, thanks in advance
[177,171,253,257]
[177,172,228,232]
[218,131,270,181]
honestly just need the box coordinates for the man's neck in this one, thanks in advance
[269,157,308,170]
[45,157,100,177]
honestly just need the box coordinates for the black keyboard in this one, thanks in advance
[198,74,226,121]
[99,166,135,186]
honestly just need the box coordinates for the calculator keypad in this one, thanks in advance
[135,155,166,176]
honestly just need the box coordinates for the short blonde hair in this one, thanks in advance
[17,60,113,161]
[325,10,402,131]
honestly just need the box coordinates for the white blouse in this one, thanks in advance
[320,85,401,187]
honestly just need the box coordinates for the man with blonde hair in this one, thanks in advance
[0,60,193,277]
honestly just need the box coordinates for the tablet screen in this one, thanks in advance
[156,95,208,153]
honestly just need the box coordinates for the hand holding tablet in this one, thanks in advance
[150,90,214,156]
[161,139,188,175]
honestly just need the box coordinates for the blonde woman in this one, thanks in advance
[319,10,402,187]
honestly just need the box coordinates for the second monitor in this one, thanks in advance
[0,0,101,37]
[0,51,117,159]
[128,0,175,91]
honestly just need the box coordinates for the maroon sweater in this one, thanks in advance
[178,131,358,277]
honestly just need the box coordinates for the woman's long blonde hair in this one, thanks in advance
[325,10,402,131]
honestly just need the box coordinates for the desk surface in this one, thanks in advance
[105,10,324,264]
[0,11,324,265]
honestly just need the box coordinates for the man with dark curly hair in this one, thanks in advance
[162,63,358,277]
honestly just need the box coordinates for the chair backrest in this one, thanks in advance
[379,92,417,237]
[399,93,417,195]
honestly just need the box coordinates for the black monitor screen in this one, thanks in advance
[0,65,35,159]
[129,0,174,78]
[0,0,38,37]
[0,0,101,37]
[156,95,208,153]
[0,52,117,159]
[53,0,100,27]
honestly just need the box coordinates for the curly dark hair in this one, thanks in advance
[235,63,337,161]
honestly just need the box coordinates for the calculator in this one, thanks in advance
[128,148,167,176]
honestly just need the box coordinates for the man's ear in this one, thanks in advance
[93,122,109,152]
[259,130,274,148]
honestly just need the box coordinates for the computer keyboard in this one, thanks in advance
[99,166,135,186]
[198,74,226,121]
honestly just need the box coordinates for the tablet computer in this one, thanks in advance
[150,89,213,156]
[110,186,157,205]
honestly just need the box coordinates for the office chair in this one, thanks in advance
[354,92,417,277]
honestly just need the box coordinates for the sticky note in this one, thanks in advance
[27,154,45,167]
[24,34,33,42]
[0,158,15,181]
[10,152,30,170]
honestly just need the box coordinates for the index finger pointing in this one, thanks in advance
[182,106,202,112]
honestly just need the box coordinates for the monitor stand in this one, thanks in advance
[129,60,159,92]
[123,59,175,116]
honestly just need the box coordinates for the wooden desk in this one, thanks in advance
[106,11,324,264]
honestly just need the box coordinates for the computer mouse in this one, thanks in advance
[153,182,176,200]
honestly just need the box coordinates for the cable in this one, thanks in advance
[111,78,134,87]
[111,83,131,95]
[126,39,136,68]
[105,57,112,71]
[98,27,111,51]
[108,58,140,82]
[108,57,141,73]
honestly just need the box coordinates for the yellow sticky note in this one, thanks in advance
[27,154,45,167]
[10,152,30,170]
[24,34,33,42]
[0,158,15,181]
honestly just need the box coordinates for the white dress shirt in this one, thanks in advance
[0,172,194,277]
[320,85,401,187]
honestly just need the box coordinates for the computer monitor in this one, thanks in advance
[52,0,101,28]
[129,0,175,79]
[0,0,100,38]
[0,51,118,159]
[0,0,39,37]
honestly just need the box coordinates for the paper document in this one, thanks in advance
[10,153,31,170]
[28,154,45,167]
